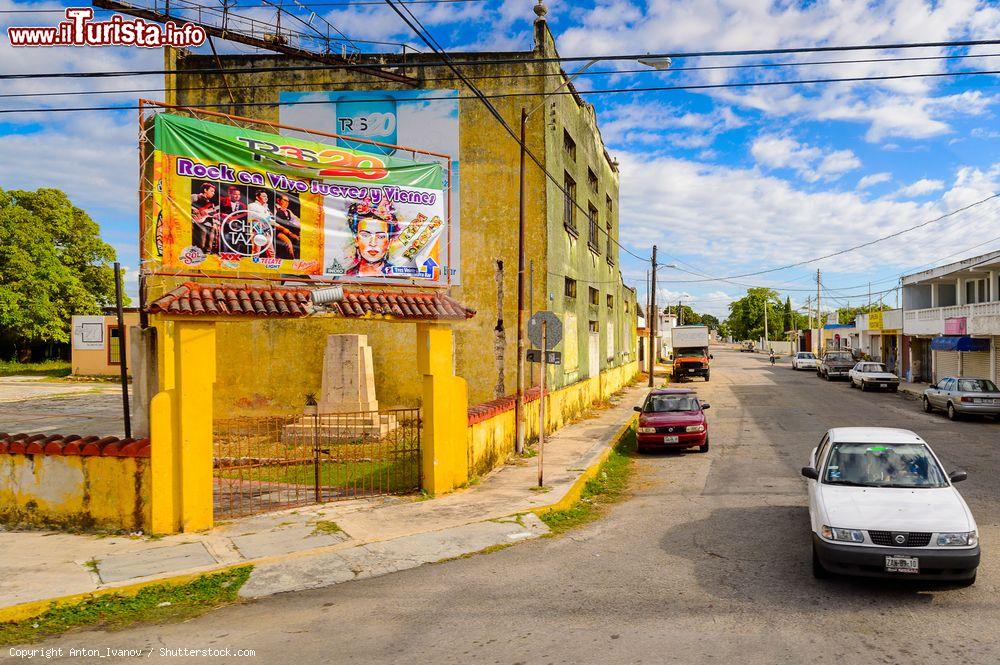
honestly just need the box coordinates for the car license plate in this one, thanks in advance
[663,435,679,443]
[885,556,919,574]
[879,383,887,388]
[687,368,697,373]
[978,398,999,404]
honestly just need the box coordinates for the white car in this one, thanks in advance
[802,427,979,584]
[848,361,900,392]
[791,352,818,370]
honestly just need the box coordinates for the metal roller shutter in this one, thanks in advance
[935,351,960,382]
[961,351,991,379]
[994,338,1000,382]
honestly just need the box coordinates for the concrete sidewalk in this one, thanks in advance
[0,381,648,620]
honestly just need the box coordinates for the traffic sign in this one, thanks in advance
[527,349,562,365]
[527,310,562,349]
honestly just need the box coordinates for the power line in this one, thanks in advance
[6,51,998,101]
[6,37,1000,80]
[656,193,1000,284]
[381,0,650,263]
[0,0,485,10]
[3,67,999,116]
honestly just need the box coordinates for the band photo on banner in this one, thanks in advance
[145,110,450,284]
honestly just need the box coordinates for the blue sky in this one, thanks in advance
[1,0,999,316]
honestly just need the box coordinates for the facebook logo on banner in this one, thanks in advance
[334,94,398,155]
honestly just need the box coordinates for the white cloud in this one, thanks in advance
[751,135,860,182]
[857,172,893,189]
[600,102,744,150]
[616,153,1000,283]
[892,178,946,198]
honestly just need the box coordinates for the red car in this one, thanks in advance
[634,389,711,454]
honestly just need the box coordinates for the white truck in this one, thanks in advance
[670,325,712,381]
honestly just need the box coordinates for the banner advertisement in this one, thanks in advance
[147,112,449,284]
[279,90,460,284]
[869,310,883,331]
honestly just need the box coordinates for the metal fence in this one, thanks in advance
[212,408,421,519]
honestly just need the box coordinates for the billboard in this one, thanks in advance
[146,112,450,284]
[279,90,460,284]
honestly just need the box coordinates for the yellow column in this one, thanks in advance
[149,318,217,533]
[417,323,469,495]
[150,318,180,534]
[175,321,216,531]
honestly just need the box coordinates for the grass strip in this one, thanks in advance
[0,566,253,646]
[538,427,636,535]
[0,360,70,378]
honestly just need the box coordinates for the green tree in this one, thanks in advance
[837,303,890,325]
[665,304,701,325]
[782,297,792,332]
[725,288,782,341]
[699,313,720,330]
[0,188,122,361]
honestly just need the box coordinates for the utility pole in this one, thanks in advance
[763,296,770,352]
[648,246,657,387]
[514,107,528,455]
[816,269,822,351]
[678,299,683,326]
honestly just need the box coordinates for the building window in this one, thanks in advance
[587,168,598,192]
[563,130,576,161]
[589,320,599,333]
[589,286,599,306]
[588,203,599,253]
[563,172,577,234]
[967,280,976,304]
[564,277,577,298]
[107,325,122,366]
[606,221,614,263]
[607,294,614,309]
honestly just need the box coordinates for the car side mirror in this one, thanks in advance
[701,403,711,410]
[633,406,642,412]
[949,470,968,483]
[801,467,819,480]
[709,354,714,360]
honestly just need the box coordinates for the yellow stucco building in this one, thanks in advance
[148,9,637,420]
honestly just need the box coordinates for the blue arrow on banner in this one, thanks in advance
[420,257,438,277]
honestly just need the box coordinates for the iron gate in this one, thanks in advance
[213,408,421,519]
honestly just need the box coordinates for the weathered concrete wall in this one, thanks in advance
[0,455,150,532]
[468,360,638,477]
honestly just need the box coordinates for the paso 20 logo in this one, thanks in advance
[236,136,389,181]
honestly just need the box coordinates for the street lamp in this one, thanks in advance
[515,57,673,452]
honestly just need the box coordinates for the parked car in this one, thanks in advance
[849,362,899,392]
[791,352,818,371]
[923,377,1000,421]
[802,427,979,583]
[634,389,710,454]
[817,351,855,380]
[740,341,756,353]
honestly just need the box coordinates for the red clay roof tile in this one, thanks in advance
[147,282,476,321]
[0,433,150,458]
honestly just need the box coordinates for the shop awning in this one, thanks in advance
[930,336,990,352]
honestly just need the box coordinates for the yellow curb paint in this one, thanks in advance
[0,564,247,625]
[530,413,638,517]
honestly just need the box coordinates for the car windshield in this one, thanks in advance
[645,395,700,412]
[861,363,887,372]
[822,442,948,488]
[826,353,852,362]
[797,353,815,359]
[957,379,999,393]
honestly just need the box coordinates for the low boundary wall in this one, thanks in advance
[0,435,151,532]
[467,361,639,477]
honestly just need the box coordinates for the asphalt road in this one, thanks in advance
[34,349,1000,664]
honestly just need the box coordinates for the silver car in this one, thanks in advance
[923,377,1000,421]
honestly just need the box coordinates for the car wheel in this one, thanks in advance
[860,381,868,392]
[948,402,960,421]
[825,372,832,381]
[923,397,933,413]
[704,371,710,382]
[812,542,829,579]
[698,438,709,453]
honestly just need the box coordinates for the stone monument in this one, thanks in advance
[284,334,397,440]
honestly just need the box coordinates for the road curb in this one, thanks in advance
[0,565,248,625]
[530,413,638,516]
